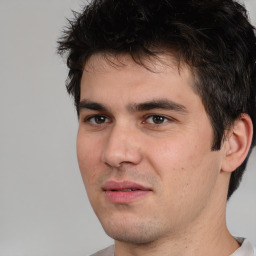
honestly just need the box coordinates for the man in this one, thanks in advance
[58,0,256,255]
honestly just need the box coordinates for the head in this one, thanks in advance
[58,0,256,199]
[58,0,256,244]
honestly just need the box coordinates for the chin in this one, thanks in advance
[101,218,166,244]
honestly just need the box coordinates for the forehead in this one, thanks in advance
[83,52,193,76]
[82,52,197,89]
[80,53,198,105]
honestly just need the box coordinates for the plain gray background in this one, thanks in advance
[0,0,255,255]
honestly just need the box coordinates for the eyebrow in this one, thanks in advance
[127,99,188,113]
[79,100,107,112]
[78,99,188,114]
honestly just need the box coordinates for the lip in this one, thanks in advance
[102,180,152,203]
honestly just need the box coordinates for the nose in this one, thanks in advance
[101,124,143,168]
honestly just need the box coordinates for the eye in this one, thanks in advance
[85,115,110,125]
[145,115,169,125]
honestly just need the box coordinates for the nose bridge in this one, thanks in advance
[101,122,142,167]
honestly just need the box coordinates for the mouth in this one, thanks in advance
[102,181,152,203]
[110,188,139,192]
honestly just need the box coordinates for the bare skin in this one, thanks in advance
[77,53,252,256]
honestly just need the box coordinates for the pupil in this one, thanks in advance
[95,116,105,124]
[153,116,164,124]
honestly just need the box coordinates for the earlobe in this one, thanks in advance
[221,114,253,173]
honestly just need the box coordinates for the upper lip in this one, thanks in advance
[102,180,151,191]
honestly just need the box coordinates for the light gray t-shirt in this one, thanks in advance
[90,238,255,256]
[230,238,255,256]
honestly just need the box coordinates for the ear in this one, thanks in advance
[221,114,253,173]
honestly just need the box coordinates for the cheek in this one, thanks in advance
[148,135,199,173]
[149,137,221,226]
[149,132,219,193]
[76,131,102,187]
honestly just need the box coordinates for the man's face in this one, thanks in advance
[77,54,227,244]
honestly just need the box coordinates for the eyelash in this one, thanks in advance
[143,115,170,125]
[84,114,173,126]
[84,115,110,125]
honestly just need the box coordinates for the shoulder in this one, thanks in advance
[90,245,115,256]
[231,238,255,256]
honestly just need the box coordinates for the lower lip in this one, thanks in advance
[104,190,150,203]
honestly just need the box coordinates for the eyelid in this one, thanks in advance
[83,114,111,124]
[143,114,175,123]
[145,113,175,120]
